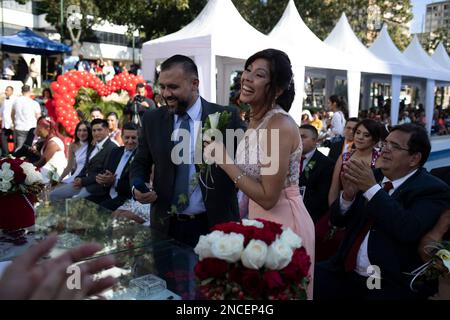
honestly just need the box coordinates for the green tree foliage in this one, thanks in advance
[15,0,413,50]
[421,28,450,55]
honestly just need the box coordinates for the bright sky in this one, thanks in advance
[410,0,441,33]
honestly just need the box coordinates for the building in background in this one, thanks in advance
[0,0,142,82]
[425,0,450,33]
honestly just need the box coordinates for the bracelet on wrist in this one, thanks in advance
[233,172,247,185]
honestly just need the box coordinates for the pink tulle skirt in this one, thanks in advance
[249,185,315,300]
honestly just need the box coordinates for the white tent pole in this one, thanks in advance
[325,70,336,103]
[347,71,361,118]
[290,63,305,125]
[195,54,216,102]
[216,58,225,105]
[143,59,156,83]
[425,79,435,135]
[390,75,402,126]
[362,76,372,110]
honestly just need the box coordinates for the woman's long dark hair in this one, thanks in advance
[74,120,93,144]
[244,48,295,113]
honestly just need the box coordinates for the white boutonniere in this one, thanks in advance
[304,160,316,180]
[197,111,232,191]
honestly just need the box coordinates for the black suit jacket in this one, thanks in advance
[104,146,135,199]
[299,149,335,223]
[329,168,450,296]
[130,98,244,234]
[77,138,118,196]
[327,138,344,163]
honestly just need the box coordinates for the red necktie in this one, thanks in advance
[299,156,306,174]
[344,181,394,272]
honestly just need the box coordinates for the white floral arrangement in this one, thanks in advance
[0,157,44,195]
[193,219,311,300]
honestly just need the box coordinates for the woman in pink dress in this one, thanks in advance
[205,49,315,299]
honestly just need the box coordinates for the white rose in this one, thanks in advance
[194,235,214,260]
[0,180,12,192]
[265,239,294,270]
[20,162,44,185]
[241,240,268,270]
[210,232,244,263]
[0,163,15,182]
[280,228,302,249]
[242,219,264,229]
[208,112,220,130]
[194,230,225,260]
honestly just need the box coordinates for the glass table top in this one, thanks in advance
[0,198,199,300]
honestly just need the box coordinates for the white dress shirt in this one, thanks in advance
[110,149,134,199]
[89,137,109,161]
[339,169,418,277]
[0,96,15,129]
[300,149,316,174]
[173,96,206,215]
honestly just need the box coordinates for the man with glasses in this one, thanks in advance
[315,123,450,300]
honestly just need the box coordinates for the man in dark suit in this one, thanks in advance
[130,55,243,247]
[298,124,334,223]
[89,122,139,210]
[50,119,117,201]
[315,124,450,300]
[326,117,358,163]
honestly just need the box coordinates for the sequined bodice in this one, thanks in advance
[236,107,302,187]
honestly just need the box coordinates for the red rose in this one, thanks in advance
[294,247,311,278]
[252,227,277,245]
[257,219,283,236]
[211,221,243,234]
[10,162,26,184]
[263,270,286,294]
[283,247,311,282]
[228,264,243,285]
[194,258,228,280]
[241,269,264,298]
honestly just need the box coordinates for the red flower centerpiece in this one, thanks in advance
[194,219,311,300]
[0,157,45,231]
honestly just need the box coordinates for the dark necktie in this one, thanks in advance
[171,113,191,212]
[299,156,306,174]
[344,181,394,272]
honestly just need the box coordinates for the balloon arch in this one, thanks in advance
[50,70,147,136]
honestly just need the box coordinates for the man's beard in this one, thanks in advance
[165,97,190,115]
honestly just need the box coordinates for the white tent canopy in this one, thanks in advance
[431,42,450,70]
[403,36,450,133]
[324,13,391,118]
[268,0,363,122]
[403,35,450,81]
[142,0,277,105]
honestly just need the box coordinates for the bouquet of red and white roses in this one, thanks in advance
[0,157,44,195]
[194,219,311,300]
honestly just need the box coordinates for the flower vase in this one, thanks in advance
[0,193,36,231]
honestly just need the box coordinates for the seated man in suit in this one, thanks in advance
[326,117,358,163]
[50,119,118,201]
[88,122,139,210]
[315,123,450,300]
[12,127,43,163]
[299,124,334,223]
